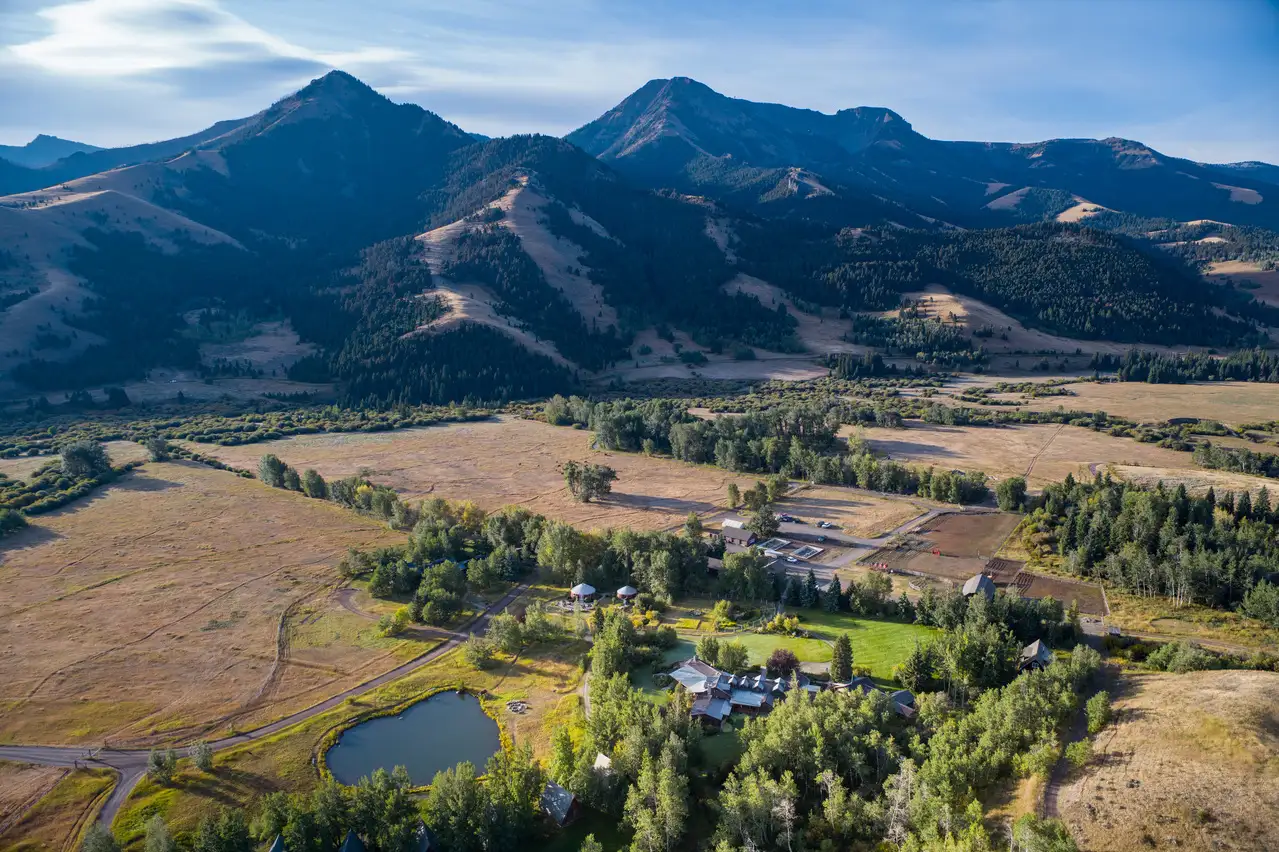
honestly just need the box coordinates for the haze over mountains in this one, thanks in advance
[1,70,1277,406]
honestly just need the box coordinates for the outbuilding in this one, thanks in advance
[540,780,582,826]
[569,583,597,601]
[1019,639,1054,672]
[962,573,996,601]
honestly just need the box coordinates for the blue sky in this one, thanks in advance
[1,0,1277,163]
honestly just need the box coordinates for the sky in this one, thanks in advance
[1,0,1277,163]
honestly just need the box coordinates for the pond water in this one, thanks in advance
[326,691,501,786]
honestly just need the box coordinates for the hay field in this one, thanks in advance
[182,416,760,532]
[1060,670,1279,852]
[0,440,148,482]
[847,421,1193,489]
[1015,380,1279,426]
[0,462,403,746]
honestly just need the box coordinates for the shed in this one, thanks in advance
[269,837,287,852]
[593,752,614,774]
[569,583,597,600]
[616,585,639,600]
[962,573,996,601]
[1019,640,1054,672]
[540,780,581,826]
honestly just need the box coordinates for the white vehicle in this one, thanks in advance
[785,556,799,563]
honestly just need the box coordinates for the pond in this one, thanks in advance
[326,691,501,786]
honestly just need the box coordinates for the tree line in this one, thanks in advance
[547,396,991,504]
[1089,348,1279,384]
[1019,472,1279,611]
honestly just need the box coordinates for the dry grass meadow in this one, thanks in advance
[0,766,115,852]
[0,461,406,747]
[182,416,762,532]
[1060,670,1279,852]
[1012,380,1279,426]
[847,421,1197,489]
[0,762,66,829]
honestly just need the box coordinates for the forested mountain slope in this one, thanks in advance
[1,71,1276,407]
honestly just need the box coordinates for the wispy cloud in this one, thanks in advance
[0,0,1275,162]
[10,0,405,76]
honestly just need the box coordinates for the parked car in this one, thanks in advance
[816,521,833,528]
[785,556,799,563]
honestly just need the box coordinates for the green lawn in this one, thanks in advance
[731,633,833,665]
[797,611,938,683]
[628,612,936,695]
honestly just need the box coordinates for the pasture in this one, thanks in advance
[0,461,404,746]
[182,416,762,533]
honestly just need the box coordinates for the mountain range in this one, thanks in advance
[1,71,1276,406]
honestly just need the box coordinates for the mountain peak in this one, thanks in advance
[295,69,385,105]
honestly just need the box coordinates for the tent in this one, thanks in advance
[616,585,639,600]
[570,583,597,599]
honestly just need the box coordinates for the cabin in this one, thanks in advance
[1019,640,1054,672]
[962,573,996,601]
[540,780,582,826]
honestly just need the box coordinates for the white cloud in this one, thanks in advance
[8,0,407,77]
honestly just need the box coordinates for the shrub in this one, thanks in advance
[378,607,412,637]
[1065,739,1092,769]
[1085,691,1112,734]
[464,636,498,669]
[192,740,214,772]
[766,648,800,678]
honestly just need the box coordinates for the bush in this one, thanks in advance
[0,507,27,538]
[192,740,214,772]
[464,636,498,669]
[61,439,112,478]
[1065,738,1092,769]
[1085,691,1112,734]
[378,607,412,637]
[766,648,800,678]
[1146,640,1218,673]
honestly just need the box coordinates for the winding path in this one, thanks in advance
[0,583,529,828]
